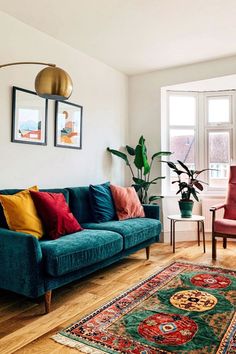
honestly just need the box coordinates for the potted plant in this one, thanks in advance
[107,136,172,204]
[165,160,210,218]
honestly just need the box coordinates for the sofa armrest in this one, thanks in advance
[142,204,160,220]
[0,228,45,298]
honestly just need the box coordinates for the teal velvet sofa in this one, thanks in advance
[0,186,161,313]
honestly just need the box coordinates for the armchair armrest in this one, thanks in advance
[210,203,226,212]
[0,228,45,298]
[142,204,160,220]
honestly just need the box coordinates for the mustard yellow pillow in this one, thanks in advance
[0,186,43,239]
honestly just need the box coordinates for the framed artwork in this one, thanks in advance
[11,86,48,145]
[55,100,83,149]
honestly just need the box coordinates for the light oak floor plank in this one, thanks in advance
[0,241,235,354]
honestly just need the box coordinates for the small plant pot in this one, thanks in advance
[178,200,194,218]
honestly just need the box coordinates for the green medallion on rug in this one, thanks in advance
[52,262,236,353]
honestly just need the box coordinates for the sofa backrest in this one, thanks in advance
[0,188,69,228]
[67,186,94,224]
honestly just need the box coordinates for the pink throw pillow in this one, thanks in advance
[110,185,145,221]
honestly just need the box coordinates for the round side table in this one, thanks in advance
[167,215,206,253]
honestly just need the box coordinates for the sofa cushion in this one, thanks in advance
[82,218,161,250]
[40,229,123,276]
[0,186,43,239]
[110,185,145,220]
[89,182,116,223]
[0,188,69,228]
[67,187,94,223]
[30,191,83,239]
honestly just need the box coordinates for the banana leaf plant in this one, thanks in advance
[165,160,212,201]
[107,136,172,204]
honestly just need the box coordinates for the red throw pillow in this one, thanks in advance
[30,191,83,239]
[110,185,145,221]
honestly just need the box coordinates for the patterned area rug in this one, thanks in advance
[52,262,236,353]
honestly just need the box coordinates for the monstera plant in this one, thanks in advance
[107,136,171,204]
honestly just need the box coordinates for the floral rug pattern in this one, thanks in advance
[52,262,236,353]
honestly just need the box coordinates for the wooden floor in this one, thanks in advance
[0,240,236,354]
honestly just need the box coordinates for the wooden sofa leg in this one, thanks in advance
[223,237,227,249]
[212,236,217,260]
[45,290,52,314]
[146,246,150,260]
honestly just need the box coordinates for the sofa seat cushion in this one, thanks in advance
[82,218,161,250]
[40,229,123,276]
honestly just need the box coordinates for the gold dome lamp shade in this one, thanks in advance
[0,61,73,100]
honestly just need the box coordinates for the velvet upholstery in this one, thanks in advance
[224,167,236,219]
[67,187,94,223]
[214,219,236,235]
[89,182,116,222]
[211,166,236,259]
[40,229,123,276]
[44,237,158,292]
[0,185,161,300]
[82,218,161,250]
[0,188,69,228]
[0,227,44,297]
[110,185,145,220]
[30,191,82,239]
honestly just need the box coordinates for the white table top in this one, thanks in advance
[167,214,205,221]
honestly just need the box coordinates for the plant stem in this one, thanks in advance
[127,160,135,178]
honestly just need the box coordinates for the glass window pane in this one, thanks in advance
[208,97,230,123]
[208,131,230,188]
[169,95,196,126]
[170,129,195,190]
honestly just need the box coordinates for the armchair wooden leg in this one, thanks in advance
[146,246,150,260]
[212,236,217,260]
[223,237,227,249]
[44,290,52,314]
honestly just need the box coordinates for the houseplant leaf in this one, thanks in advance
[134,136,150,175]
[149,195,163,202]
[107,148,129,165]
[177,160,191,174]
[193,180,203,191]
[126,145,135,156]
[152,151,172,160]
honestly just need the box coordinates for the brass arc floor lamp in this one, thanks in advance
[0,61,73,100]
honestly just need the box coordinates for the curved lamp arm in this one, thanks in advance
[0,61,73,100]
[0,61,56,69]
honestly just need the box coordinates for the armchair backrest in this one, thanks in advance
[224,165,236,219]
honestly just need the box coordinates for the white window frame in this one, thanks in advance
[163,90,235,195]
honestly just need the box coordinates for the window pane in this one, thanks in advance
[208,131,230,188]
[169,95,196,126]
[208,97,230,123]
[170,129,195,190]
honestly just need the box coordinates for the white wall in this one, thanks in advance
[129,56,236,241]
[0,11,128,189]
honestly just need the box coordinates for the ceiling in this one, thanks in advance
[1,0,236,75]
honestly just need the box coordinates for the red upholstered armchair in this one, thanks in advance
[210,166,236,259]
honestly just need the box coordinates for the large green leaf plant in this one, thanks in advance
[107,136,171,204]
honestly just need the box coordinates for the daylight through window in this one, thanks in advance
[166,91,235,192]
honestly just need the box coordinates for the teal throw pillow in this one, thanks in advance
[89,182,116,223]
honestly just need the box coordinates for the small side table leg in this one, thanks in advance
[197,221,200,246]
[170,219,173,246]
[202,221,206,253]
[173,221,176,253]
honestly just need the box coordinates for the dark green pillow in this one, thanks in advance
[89,182,116,223]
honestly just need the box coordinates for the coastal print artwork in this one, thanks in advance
[12,86,48,145]
[55,100,82,149]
